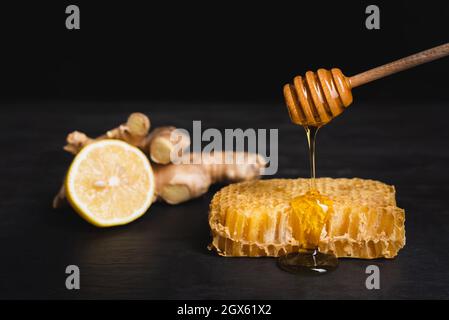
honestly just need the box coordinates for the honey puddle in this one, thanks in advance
[277,126,339,275]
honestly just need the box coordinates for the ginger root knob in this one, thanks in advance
[63,112,151,154]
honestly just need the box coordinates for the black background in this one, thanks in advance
[1,1,449,300]
[1,0,448,104]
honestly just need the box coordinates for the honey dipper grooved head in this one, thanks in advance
[283,68,353,126]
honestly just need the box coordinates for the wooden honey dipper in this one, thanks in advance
[284,43,449,126]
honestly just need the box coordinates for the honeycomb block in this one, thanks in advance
[208,178,405,259]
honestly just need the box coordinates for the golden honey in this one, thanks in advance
[290,190,333,250]
[276,122,339,274]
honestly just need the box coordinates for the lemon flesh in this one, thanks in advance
[65,140,155,227]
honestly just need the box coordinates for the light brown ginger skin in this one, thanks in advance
[53,184,66,209]
[146,126,191,164]
[154,163,212,205]
[64,118,189,166]
[155,152,266,204]
[64,112,151,154]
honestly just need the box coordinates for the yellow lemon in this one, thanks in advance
[65,140,155,227]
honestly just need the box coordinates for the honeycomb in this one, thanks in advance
[208,178,405,259]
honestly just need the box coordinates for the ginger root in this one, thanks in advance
[154,152,266,204]
[64,116,189,165]
[52,184,66,209]
[64,112,151,154]
[146,126,191,164]
[53,113,266,208]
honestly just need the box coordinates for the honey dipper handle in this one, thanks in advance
[349,42,449,88]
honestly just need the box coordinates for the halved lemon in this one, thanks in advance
[65,140,155,227]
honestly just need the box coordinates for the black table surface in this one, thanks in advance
[1,101,448,299]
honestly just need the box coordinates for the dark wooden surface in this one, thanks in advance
[1,101,449,299]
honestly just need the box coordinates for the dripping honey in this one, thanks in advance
[292,125,334,249]
[277,125,338,274]
[305,126,319,191]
